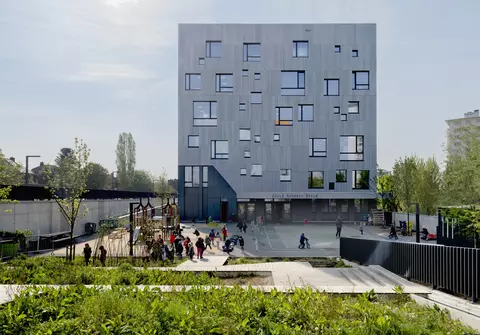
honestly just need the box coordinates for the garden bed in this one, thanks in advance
[0,286,473,334]
[226,257,350,268]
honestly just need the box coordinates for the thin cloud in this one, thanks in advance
[67,63,156,82]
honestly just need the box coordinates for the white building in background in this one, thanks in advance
[446,109,480,154]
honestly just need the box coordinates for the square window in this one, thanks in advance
[298,104,314,122]
[210,140,228,159]
[240,168,247,176]
[198,58,205,65]
[352,170,370,189]
[215,74,233,92]
[206,41,222,58]
[251,164,262,176]
[348,101,359,114]
[243,43,261,62]
[239,128,251,141]
[352,50,358,57]
[308,171,324,189]
[273,134,280,141]
[244,150,251,158]
[239,103,246,112]
[254,135,260,143]
[188,135,199,148]
[335,45,341,53]
[202,166,208,187]
[329,182,335,190]
[336,170,347,182]
[341,114,347,121]
[251,92,262,104]
[254,73,261,80]
[309,138,327,157]
[242,69,248,77]
[185,73,201,90]
[280,169,291,182]
[193,101,217,126]
[293,41,309,57]
[340,135,364,161]
[324,79,339,96]
[281,71,305,96]
[352,71,370,90]
[334,106,340,114]
[275,107,293,126]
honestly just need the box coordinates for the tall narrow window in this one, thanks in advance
[298,105,314,122]
[352,71,370,90]
[239,129,251,141]
[293,41,309,57]
[184,166,200,188]
[251,92,262,104]
[352,170,370,189]
[348,101,359,114]
[280,169,291,182]
[210,140,228,159]
[243,43,261,62]
[215,74,233,92]
[185,73,201,90]
[309,138,327,157]
[281,71,305,96]
[251,164,262,176]
[184,166,192,188]
[308,171,324,189]
[188,135,199,148]
[206,41,222,58]
[275,107,293,126]
[324,79,339,96]
[193,101,217,126]
[202,166,208,187]
[340,135,364,161]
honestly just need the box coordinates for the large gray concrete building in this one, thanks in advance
[178,23,377,223]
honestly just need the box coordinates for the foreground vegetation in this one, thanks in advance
[0,286,473,334]
[227,257,350,268]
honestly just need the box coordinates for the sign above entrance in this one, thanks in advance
[272,193,323,199]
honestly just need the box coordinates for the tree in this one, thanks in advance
[132,170,154,192]
[86,163,110,189]
[376,173,396,211]
[392,156,418,212]
[0,150,23,206]
[414,157,441,215]
[115,133,136,190]
[45,138,92,261]
[154,168,173,198]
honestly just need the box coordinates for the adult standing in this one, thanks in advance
[195,237,205,259]
[99,245,107,267]
[336,216,343,238]
[83,243,92,266]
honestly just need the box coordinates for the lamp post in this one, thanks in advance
[129,201,139,256]
[111,171,118,190]
[409,202,420,243]
[25,155,40,185]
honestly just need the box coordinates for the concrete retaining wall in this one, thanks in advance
[0,198,164,236]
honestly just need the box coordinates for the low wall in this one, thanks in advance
[0,198,164,236]
[392,212,437,233]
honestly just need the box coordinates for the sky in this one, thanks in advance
[0,0,479,178]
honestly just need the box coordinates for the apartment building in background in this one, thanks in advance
[178,23,377,223]
[446,109,480,155]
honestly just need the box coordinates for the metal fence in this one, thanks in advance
[340,237,479,302]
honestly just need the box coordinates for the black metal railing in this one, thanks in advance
[340,237,479,302]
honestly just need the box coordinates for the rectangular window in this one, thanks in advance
[308,171,324,189]
[184,166,192,187]
[348,101,359,114]
[324,79,339,96]
[198,58,205,65]
[202,166,208,187]
[352,170,370,189]
[239,129,251,141]
[188,135,199,148]
[185,73,201,90]
[243,43,261,62]
[254,135,260,143]
[215,74,233,92]
[309,138,327,157]
[281,71,305,96]
[239,103,246,112]
[275,107,293,126]
[340,135,364,161]
[293,41,309,57]
[352,50,358,57]
[210,140,228,159]
[193,101,217,126]
[336,169,347,182]
[329,182,335,190]
[240,168,247,176]
[341,114,347,121]
[280,169,291,182]
[244,150,251,158]
[273,134,280,141]
[242,69,248,77]
[184,166,200,188]
[251,164,262,176]
[335,45,341,53]
[298,104,314,122]
[254,73,261,80]
[206,41,221,58]
[352,71,370,90]
[251,92,262,104]
[334,106,340,114]
[328,199,337,213]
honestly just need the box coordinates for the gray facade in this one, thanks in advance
[178,23,377,222]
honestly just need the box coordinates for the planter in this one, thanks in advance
[0,242,19,258]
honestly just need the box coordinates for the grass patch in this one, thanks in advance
[0,286,473,334]
[226,257,351,268]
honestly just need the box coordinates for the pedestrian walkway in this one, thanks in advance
[176,256,229,269]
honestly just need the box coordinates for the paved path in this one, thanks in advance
[176,256,229,269]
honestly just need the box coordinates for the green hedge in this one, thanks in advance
[0,286,473,334]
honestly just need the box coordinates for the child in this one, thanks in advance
[359,224,364,235]
[188,242,195,260]
[215,232,221,249]
[205,234,212,249]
